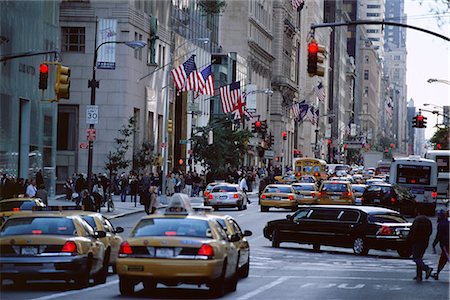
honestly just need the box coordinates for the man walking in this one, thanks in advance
[407,211,433,282]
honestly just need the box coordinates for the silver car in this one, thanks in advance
[204,184,248,211]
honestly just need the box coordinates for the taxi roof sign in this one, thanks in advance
[165,193,192,215]
[32,205,83,212]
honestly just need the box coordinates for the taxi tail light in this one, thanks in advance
[204,191,210,197]
[119,241,133,255]
[432,191,437,198]
[13,207,20,212]
[318,191,324,197]
[343,191,353,197]
[288,195,295,201]
[377,226,393,236]
[391,197,396,204]
[261,194,266,199]
[311,192,316,197]
[197,244,214,257]
[233,193,239,198]
[208,194,213,200]
[61,241,77,253]
[296,172,301,177]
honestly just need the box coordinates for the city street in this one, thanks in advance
[1,194,448,300]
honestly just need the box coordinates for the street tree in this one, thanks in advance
[133,140,156,173]
[430,126,449,150]
[191,116,252,180]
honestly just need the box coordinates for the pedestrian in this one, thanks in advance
[92,182,103,212]
[64,177,74,201]
[25,179,37,197]
[35,169,44,189]
[35,184,48,206]
[129,173,139,204]
[167,173,175,196]
[74,174,86,203]
[119,173,128,202]
[80,189,96,212]
[146,186,158,215]
[184,172,193,197]
[407,211,433,282]
[239,175,251,204]
[431,209,449,280]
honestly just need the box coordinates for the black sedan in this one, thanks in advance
[361,183,417,216]
[263,205,412,257]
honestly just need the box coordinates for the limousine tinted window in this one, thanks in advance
[293,209,310,221]
[309,209,341,220]
[367,213,407,224]
[339,210,360,222]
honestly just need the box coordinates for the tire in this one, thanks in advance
[75,257,91,289]
[397,248,412,258]
[239,262,250,278]
[143,279,157,292]
[119,277,135,296]
[352,237,369,255]
[261,206,269,212]
[227,273,238,293]
[112,264,117,274]
[272,230,280,248]
[244,204,247,210]
[210,263,226,298]
[313,244,321,252]
[94,249,109,285]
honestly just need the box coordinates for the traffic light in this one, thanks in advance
[54,64,70,100]
[316,45,326,77]
[167,119,173,133]
[412,115,418,128]
[255,120,262,132]
[260,120,268,135]
[39,63,49,90]
[267,133,274,148]
[422,116,427,128]
[414,115,427,128]
[282,131,287,141]
[307,40,318,76]
[436,143,442,150]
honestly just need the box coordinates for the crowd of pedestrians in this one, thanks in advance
[0,170,48,205]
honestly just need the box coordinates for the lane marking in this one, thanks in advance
[247,274,427,282]
[236,276,291,300]
[30,279,119,300]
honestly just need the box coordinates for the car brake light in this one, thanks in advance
[13,207,20,211]
[311,192,316,197]
[288,195,294,200]
[32,230,42,235]
[318,191,324,197]
[197,244,214,257]
[296,172,301,177]
[208,194,213,200]
[432,191,437,198]
[261,194,266,199]
[233,193,239,198]
[204,191,210,197]
[377,226,393,236]
[61,241,77,253]
[391,197,395,203]
[119,241,133,255]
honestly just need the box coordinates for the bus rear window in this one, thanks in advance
[436,156,449,173]
[396,165,431,185]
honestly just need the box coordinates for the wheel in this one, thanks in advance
[244,204,247,210]
[210,263,226,298]
[226,273,238,292]
[94,249,109,284]
[239,262,250,278]
[313,244,321,252]
[237,202,244,211]
[112,264,117,274]
[119,277,135,296]
[352,237,369,255]
[143,279,157,292]
[272,230,280,248]
[261,206,269,212]
[397,248,412,258]
[74,256,91,288]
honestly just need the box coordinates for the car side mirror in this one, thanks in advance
[93,230,107,239]
[115,226,124,234]
[243,230,252,237]
[229,233,240,242]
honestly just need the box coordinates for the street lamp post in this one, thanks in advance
[87,40,146,195]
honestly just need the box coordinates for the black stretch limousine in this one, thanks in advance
[263,205,412,257]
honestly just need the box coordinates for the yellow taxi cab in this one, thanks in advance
[291,182,318,205]
[260,184,298,212]
[210,215,252,278]
[273,174,298,184]
[116,193,239,297]
[0,197,46,226]
[63,210,124,274]
[317,180,355,205]
[0,212,107,287]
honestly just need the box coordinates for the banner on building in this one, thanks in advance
[245,84,257,113]
[97,19,118,69]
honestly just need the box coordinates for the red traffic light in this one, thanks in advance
[308,41,318,54]
[178,159,183,165]
[437,143,442,150]
[417,115,423,121]
[40,63,49,74]
[282,131,287,137]
[255,121,262,128]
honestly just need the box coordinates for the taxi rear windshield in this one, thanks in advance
[0,217,76,236]
[321,183,349,192]
[132,218,211,238]
[367,213,407,224]
[293,185,315,191]
[212,186,237,193]
[0,201,36,212]
[265,186,292,193]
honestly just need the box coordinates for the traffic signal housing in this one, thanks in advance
[412,115,418,128]
[413,114,427,128]
[282,131,287,141]
[54,64,70,100]
[307,40,318,76]
[39,63,49,90]
[167,119,173,133]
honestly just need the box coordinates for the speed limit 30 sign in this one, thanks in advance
[86,105,99,124]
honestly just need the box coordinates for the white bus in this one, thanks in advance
[389,156,438,215]
[425,150,450,199]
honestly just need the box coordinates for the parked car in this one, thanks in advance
[361,183,418,216]
[263,205,412,257]
[260,184,298,212]
[352,184,367,205]
[317,181,355,205]
[205,184,248,210]
[291,183,318,205]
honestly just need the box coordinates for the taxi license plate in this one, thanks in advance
[373,199,381,203]
[21,246,38,255]
[273,196,281,200]
[156,248,174,258]
[304,195,312,198]
[219,195,227,200]
[332,195,340,200]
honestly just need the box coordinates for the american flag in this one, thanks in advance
[199,64,215,96]
[314,82,326,102]
[306,106,315,124]
[314,108,319,126]
[291,102,301,120]
[220,81,241,114]
[298,102,309,122]
[171,55,203,92]
[244,108,253,121]
[291,0,305,11]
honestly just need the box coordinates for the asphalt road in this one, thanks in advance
[1,195,448,300]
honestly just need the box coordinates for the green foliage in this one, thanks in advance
[105,117,136,176]
[430,126,449,149]
[133,140,156,172]
[197,0,227,14]
[191,116,252,178]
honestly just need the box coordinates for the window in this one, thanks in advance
[134,32,138,59]
[364,70,369,80]
[365,55,369,64]
[339,211,360,222]
[57,106,78,151]
[366,13,380,17]
[309,209,341,220]
[61,27,85,52]
[367,4,381,9]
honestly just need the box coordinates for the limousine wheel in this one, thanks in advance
[272,230,280,248]
[261,206,269,212]
[313,244,321,252]
[352,237,369,255]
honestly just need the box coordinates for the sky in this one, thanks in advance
[405,0,450,139]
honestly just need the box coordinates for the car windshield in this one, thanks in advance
[212,186,237,193]
[0,217,76,236]
[367,185,391,194]
[265,186,292,193]
[293,185,315,191]
[321,183,349,192]
[131,218,212,238]
[352,186,366,193]
[0,200,37,212]
[367,213,407,224]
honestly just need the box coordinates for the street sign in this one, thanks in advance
[86,105,99,124]
[79,142,89,149]
[86,128,96,141]
[264,150,275,159]
[179,139,191,144]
